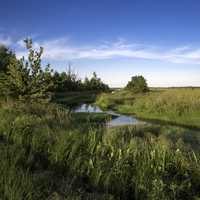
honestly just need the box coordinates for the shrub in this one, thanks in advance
[126,75,149,93]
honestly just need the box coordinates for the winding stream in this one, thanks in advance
[74,104,145,127]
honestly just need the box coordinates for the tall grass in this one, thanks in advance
[0,144,34,200]
[1,100,200,199]
[96,88,200,128]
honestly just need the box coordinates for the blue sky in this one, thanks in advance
[0,0,200,87]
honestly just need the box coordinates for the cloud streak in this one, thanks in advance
[0,35,13,46]
[1,35,200,65]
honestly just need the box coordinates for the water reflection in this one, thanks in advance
[74,104,103,113]
[107,115,141,127]
[74,104,145,127]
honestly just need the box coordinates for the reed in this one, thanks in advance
[1,100,200,199]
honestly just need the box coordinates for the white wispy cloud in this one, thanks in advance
[2,35,200,65]
[0,35,13,46]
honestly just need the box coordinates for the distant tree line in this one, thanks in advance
[0,38,149,102]
[53,69,109,92]
[0,39,110,101]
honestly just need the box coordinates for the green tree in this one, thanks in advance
[0,45,16,74]
[84,72,109,92]
[126,75,149,93]
[53,65,83,92]
[1,39,54,101]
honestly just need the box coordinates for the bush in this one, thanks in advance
[126,75,149,93]
[0,45,16,74]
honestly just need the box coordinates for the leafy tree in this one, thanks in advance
[84,72,109,92]
[126,75,149,93]
[63,66,82,91]
[0,45,16,74]
[1,39,54,101]
[53,65,82,92]
[83,77,90,90]
[53,70,109,92]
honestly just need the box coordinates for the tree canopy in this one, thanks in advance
[53,66,82,92]
[84,72,110,92]
[0,39,110,101]
[1,39,53,101]
[126,75,149,93]
[0,45,16,74]
[53,70,109,92]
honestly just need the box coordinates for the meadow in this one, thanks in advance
[1,99,200,200]
[96,88,200,129]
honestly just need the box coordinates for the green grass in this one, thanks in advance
[0,144,34,200]
[96,88,200,129]
[71,112,116,124]
[1,100,200,199]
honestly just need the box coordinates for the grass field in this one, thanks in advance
[96,88,200,129]
[1,100,200,199]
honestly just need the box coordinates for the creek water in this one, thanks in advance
[74,104,145,127]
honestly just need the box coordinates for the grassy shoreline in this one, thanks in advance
[96,88,200,129]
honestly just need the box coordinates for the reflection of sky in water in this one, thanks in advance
[107,115,140,127]
[74,104,103,113]
[74,104,145,127]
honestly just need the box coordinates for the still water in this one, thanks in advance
[74,104,145,127]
